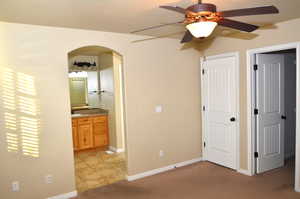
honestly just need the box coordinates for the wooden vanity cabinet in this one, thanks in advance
[72,115,109,151]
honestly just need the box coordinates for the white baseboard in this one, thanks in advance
[295,187,300,192]
[116,148,125,153]
[47,191,77,199]
[109,146,125,153]
[175,158,203,167]
[127,157,202,181]
[108,146,116,151]
[237,169,252,176]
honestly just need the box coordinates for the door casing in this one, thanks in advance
[246,42,300,192]
[200,52,240,171]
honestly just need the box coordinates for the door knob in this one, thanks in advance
[230,117,236,122]
[281,115,287,120]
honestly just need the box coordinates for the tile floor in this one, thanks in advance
[74,149,126,193]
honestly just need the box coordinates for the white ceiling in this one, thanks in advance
[0,0,299,38]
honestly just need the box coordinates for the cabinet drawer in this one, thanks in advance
[72,119,77,127]
[78,117,92,125]
[92,116,107,123]
[93,123,108,135]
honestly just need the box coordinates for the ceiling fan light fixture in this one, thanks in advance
[186,21,217,38]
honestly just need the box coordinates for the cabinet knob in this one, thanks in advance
[230,117,236,122]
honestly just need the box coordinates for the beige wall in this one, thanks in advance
[0,21,201,199]
[201,18,300,170]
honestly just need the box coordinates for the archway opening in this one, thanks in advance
[67,45,127,193]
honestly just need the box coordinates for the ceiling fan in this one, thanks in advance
[131,0,279,43]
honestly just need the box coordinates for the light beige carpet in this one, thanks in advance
[74,159,299,199]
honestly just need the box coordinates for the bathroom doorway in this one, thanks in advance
[247,43,300,192]
[67,46,127,192]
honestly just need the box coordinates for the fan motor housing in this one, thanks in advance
[187,3,217,14]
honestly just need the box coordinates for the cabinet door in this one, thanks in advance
[93,122,108,147]
[72,126,79,150]
[94,134,108,147]
[93,116,109,148]
[78,124,93,149]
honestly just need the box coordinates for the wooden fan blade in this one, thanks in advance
[159,6,187,14]
[131,21,184,33]
[219,5,279,17]
[218,19,258,32]
[181,30,193,43]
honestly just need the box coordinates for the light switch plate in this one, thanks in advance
[45,175,53,184]
[155,105,162,113]
[12,181,19,192]
[159,150,164,157]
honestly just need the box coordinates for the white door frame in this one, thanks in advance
[246,42,300,192]
[200,52,240,171]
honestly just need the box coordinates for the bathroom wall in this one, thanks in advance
[87,71,101,108]
[99,52,118,149]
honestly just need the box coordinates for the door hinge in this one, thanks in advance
[204,142,206,148]
[202,69,205,75]
[254,108,258,115]
[254,64,258,71]
[254,152,259,158]
[202,106,206,111]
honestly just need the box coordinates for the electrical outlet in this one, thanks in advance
[12,181,19,192]
[159,150,164,157]
[45,175,53,184]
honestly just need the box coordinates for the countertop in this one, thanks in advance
[71,108,109,119]
[71,112,108,118]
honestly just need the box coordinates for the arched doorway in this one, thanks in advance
[67,46,127,192]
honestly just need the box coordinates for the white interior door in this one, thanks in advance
[202,55,238,170]
[256,54,285,173]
